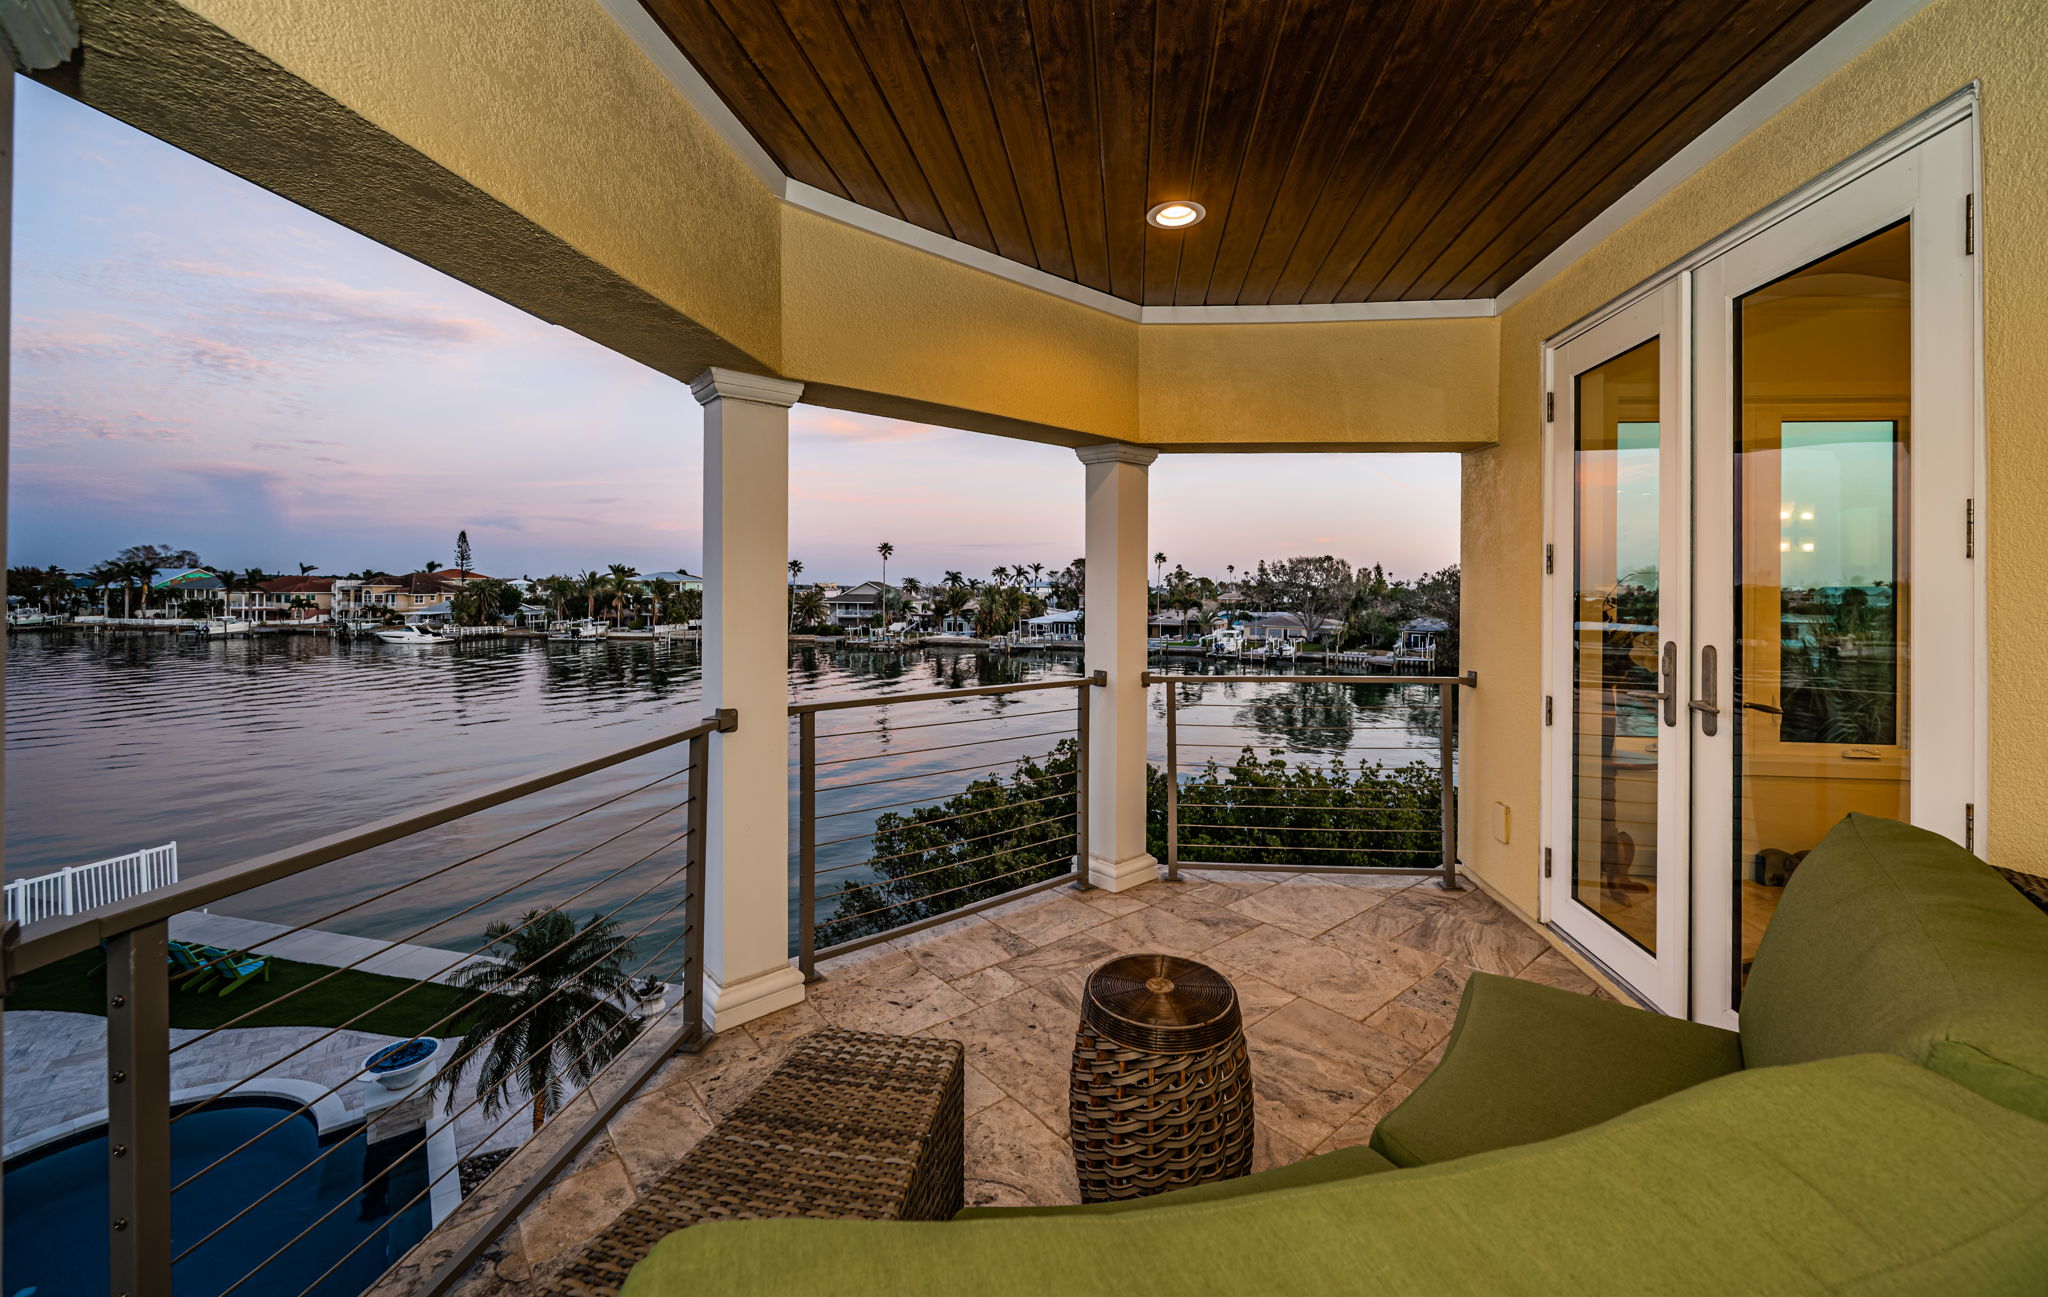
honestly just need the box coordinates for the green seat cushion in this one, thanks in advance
[620,1055,2048,1296]
[1742,813,2048,1122]
[1369,971,1742,1166]
[953,1144,1394,1220]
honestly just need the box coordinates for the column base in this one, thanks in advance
[704,962,806,1031]
[1085,852,1161,892]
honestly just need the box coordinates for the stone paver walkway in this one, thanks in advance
[415,870,1612,1295]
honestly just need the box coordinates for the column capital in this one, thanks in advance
[690,367,805,409]
[1074,442,1160,467]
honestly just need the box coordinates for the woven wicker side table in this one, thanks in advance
[1070,953,1254,1203]
[557,1028,964,1297]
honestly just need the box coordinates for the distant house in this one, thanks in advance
[333,570,480,622]
[642,570,705,591]
[1396,616,1450,661]
[1236,612,1342,643]
[1149,610,1204,639]
[931,598,979,636]
[824,581,899,628]
[232,575,336,622]
[1021,608,1083,641]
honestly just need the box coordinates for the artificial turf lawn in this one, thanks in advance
[8,948,496,1037]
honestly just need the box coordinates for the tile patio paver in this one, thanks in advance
[426,874,1618,1294]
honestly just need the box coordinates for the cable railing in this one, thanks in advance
[0,710,733,1297]
[1148,671,1476,889]
[793,673,1105,976]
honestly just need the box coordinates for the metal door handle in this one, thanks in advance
[1690,644,1719,736]
[1741,701,1783,715]
[1660,640,1678,727]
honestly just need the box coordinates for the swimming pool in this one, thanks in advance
[3,1101,431,1297]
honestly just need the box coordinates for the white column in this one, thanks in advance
[1077,444,1160,890]
[691,368,806,1030]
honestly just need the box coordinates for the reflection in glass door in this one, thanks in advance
[1573,339,1664,953]
[1690,120,1979,1028]
[1546,282,1689,1015]
[1731,222,1910,998]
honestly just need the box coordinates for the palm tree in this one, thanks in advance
[1154,552,1167,591]
[438,910,642,1133]
[792,587,827,629]
[991,565,1010,586]
[1029,562,1044,588]
[297,562,317,576]
[606,564,641,627]
[877,541,895,593]
[788,559,803,582]
[576,570,610,620]
[942,570,965,590]
[646,577,677,627]
[540,576,576,620]
[423,559,443,575]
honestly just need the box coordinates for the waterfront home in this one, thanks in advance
[823,581,898,629]
[1397,616,1451,664]
[642,570,704,592]
[21,4,2048,1295]
[229,575,336,623]
[1018,608,1082,641]
[1148,609,1204,640]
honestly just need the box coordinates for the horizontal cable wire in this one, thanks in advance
[814,702,1075,739]
[823,828,1080,899]
[816,811,1078,875]
[192,896,696,1276]
[1176,822,1439,835]
[835,856,1076,922]
[810,725,1075,768]
[171,788,695,1053]
[1174,741,1434,751]
[810,787,1075,847]
[816,767,1076,820]
[815,751,1072,794]
[163,759,692,993]
[169,827,699,1174]
[284,977,699,1297]
[1189,841,1437,855]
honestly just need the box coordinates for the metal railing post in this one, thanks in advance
[1438,682,1462,891]
[1072,676,1093,890]
[1164,680,1181,882]
[107,919,172,1297]
[680,720,719,1052]
[797,710,820,978]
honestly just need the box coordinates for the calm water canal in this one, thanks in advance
[6,633,1444,959]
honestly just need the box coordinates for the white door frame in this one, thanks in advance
[1542,280,1692,1016]
[1688,119,1982,1028]
[1539,95,1984,1023]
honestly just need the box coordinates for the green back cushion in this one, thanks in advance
[622,1055,2048,1297]
[1741,813,2048,1121]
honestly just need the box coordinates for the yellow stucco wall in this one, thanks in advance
[1137,318,1498,452]
[1461,0,2048,917]
[177,0,786,369]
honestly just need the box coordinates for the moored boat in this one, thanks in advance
[547,618,609,643]
[371,624,449,645]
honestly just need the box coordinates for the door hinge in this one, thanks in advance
[1544,392,1555,422]
[1544,695,1553,726]
[1965,193,1975,254]
[1543,847,1554,879]
[1967,498,1975,558]
[1966,803,1976,853]
[1544,543,1554,575]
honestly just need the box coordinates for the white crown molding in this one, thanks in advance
[689,367,804,408]
[600,0,1931,328]
[1495,0,1936,313]
[1074,444,1160,467]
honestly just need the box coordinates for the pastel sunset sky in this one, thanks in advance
[9,78,1458,585]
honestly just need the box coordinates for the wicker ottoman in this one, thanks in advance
[558,1027,964,1296]
[1069,953,1254,1203]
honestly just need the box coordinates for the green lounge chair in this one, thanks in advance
[167,940,224,992]
[204,949,270,996]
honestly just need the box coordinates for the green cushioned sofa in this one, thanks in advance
[621,815,2048,1295]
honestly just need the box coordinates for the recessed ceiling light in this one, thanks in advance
[1146,201,1206,230]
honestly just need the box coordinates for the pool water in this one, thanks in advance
[3,1102,431,1297]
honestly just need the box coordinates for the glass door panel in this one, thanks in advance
[1730,224,1911,999]
[1573,340,1664,953]
[1547,280,1689,1015]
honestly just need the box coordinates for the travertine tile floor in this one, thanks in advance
[422,870,1610,1295]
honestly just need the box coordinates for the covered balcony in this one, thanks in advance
[4,0,2047,1294]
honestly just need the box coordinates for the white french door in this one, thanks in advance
[1688,122,1980,1027]
[1544,282,1692,1015]
[1546,117,1981,1022]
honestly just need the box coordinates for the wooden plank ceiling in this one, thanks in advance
[641,0,1874,307]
